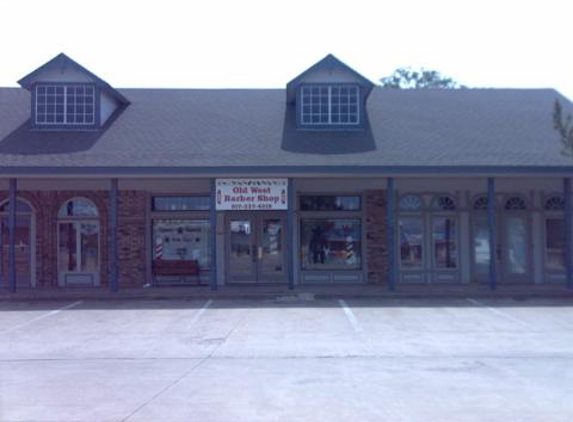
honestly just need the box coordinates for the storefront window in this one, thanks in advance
[473,217,490,274]
[399,217,423,268]
[433,217,458,268]
[300,218,361,269]
[545,218,565,270]
[152,196,210,212]
[300,195,361,211]
[152,220,210,270]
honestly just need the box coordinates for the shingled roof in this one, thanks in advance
[0,86,571,175]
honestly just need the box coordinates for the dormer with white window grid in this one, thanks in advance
[18,53,129,130]
[287,54,374,130]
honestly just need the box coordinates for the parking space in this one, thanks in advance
[1,298,573,421]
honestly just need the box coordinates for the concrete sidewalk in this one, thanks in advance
[1,282,572,302]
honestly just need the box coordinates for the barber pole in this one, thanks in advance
[155,238,163,260]
[345,236,354,263]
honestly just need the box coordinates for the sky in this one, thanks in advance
[1,0,573,99]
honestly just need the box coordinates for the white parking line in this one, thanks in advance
[339,299,363,333]
[187,299,213,325]
[466,298,530,328]
[1,300,83,334]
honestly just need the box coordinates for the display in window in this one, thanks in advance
[301,219,361,269]
[152,220,210,270]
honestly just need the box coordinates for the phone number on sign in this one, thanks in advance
[230,203,276,210]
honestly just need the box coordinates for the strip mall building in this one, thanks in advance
[1,53,572,292]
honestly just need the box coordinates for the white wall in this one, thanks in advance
[100,90,119,125]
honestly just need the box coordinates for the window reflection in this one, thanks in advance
[507,217,527,274]
[473,217,490,274]
[301,219,361,269]
[399,217,423,268]
[433,217,457,268]
[545,218,565,270]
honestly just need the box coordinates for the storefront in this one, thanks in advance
[1,53,572,292]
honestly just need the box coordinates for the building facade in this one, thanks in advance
[0,53,572,291]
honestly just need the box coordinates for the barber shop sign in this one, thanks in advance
[216,179,288,211]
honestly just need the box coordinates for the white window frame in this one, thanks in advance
[35,84,96,126]
[300,85,360,126]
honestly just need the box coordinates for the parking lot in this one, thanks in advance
[1,297,573,422]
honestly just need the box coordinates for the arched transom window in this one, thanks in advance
[58,198,98,218]
[432,195,456,211]
[399,194,423,212]
[545,196,565,211]
[473,196,489,211]
[504,196,527,211]
[0,199,33,213]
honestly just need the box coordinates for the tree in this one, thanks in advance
[380,67,464,89]
[553,99,573,156]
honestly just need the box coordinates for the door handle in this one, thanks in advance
[257,246,263,260]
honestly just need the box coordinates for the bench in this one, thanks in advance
[152,259,199,276]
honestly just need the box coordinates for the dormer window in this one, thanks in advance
[300,84,360,127]
[34,84,96,127]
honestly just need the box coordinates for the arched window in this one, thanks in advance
[473,196,489,211]
[0,199,33,213]
[399,194,423,211]
[57,198,100,286]
[58,198,98,218]
[504,196,527,211]
[545,196,565,211]
[432,195,456,211]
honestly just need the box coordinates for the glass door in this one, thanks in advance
[502,215,531,283]
[226,213,286,284]
[227,217,256,282]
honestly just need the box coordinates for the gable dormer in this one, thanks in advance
[286,54,374,129]
[18,53,129,130]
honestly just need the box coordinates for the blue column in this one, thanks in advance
[564,177,573,289]
[287,178,295,290]
[209,179,218,291]
[386,177,396,291]
[8,178,17,293]
[109,178,118,292]
[487,177,497,290]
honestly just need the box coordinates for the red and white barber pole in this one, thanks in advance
[155,238,163,260]
[345,236,354,264]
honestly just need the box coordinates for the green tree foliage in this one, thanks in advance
[553,99,573,156]
[380,67,464,89]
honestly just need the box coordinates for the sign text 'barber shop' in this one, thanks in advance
[216,179,288,210]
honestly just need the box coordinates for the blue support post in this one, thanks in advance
[8,178,17,293]
[386,177,396,291]
[564,177,573,289]
[487,177,498,290]
[109,178,119,292]
[209,179,218,291]
[287,178,295,290]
